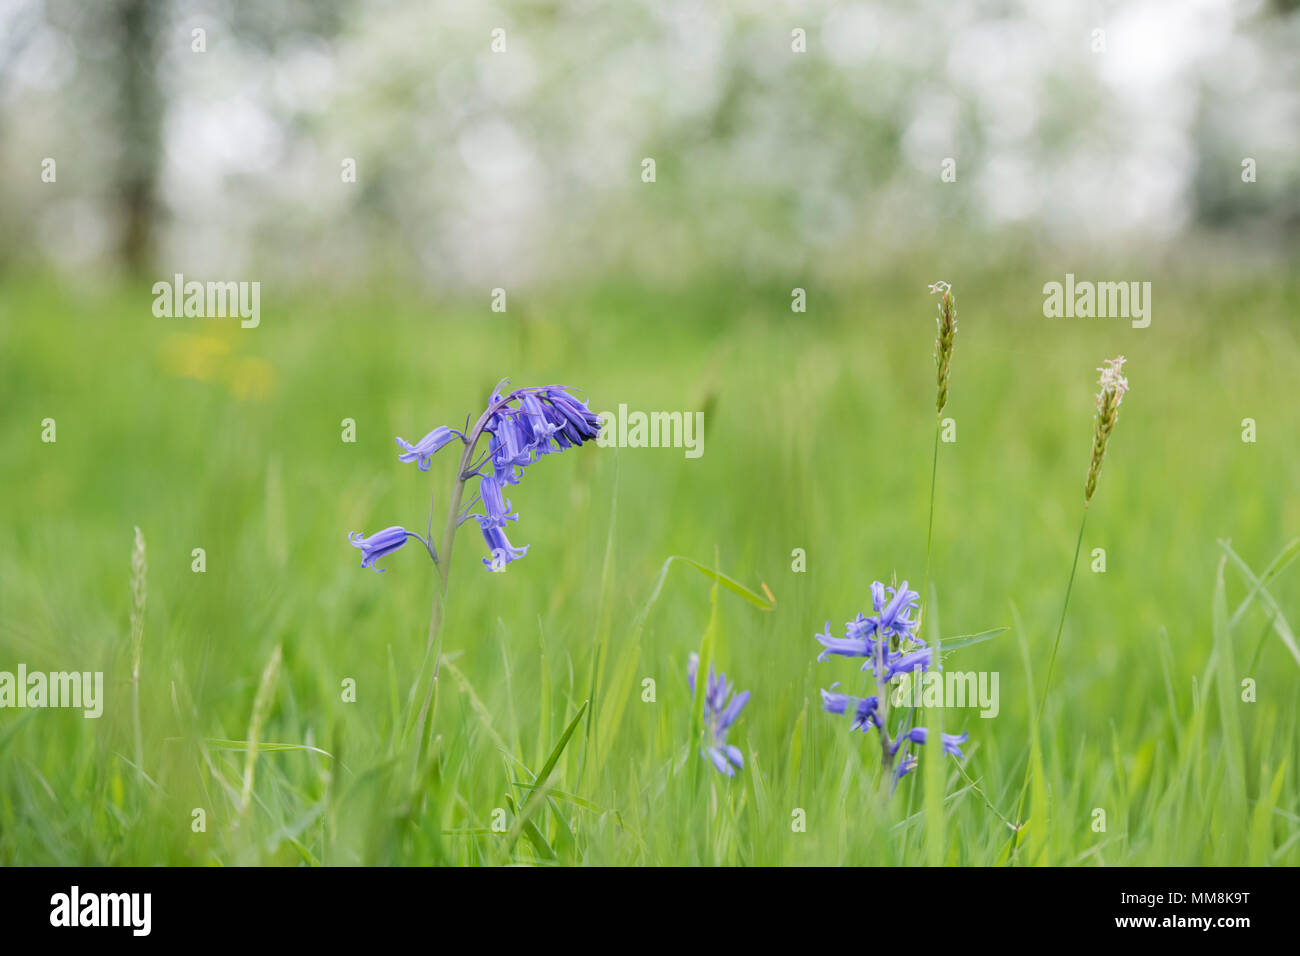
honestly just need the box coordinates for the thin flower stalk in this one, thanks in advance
[921,281,958,635]
[1014,356,1130,844]
[129,526,147,777]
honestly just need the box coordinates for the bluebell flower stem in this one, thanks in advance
[393,382,602,768]
[407,393,514,759]
[409,441,475,757]
[424,492,437,562]
[874,642,895,804]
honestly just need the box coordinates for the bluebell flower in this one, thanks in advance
[688,653,748,777]
[894,755,919,779]
[479,523,528,569]
[481,385,601,478]
[891,728,969,779]
[542,387,602,444]
[490,415,534,472]
[356,380,600,576]
[518,393,560,446]
[846,612,882,642]
[815,621,873,661]
[892,727,969,759]
[487,432,524,485]
[463,383,602,570]
[874,580,921,643]
[851,697,881,732]
[820,683,880,732]
[476,475,517,529]
[815,577,970,784]
[395,426,459,471]
[820,683,853,715]
[348,526,418,572]
[884,646,932,680]
[814,583,923,672]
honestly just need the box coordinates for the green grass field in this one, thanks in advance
[2,256,1298,865]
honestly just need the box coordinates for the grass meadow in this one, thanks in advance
[1,254,1298,866]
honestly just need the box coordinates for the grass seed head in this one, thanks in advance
[930,282,957,417]
[1085,356,1129,505]
[129,526,147,678]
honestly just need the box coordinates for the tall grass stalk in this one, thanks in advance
[920,421,941,627]
[1013,356,1127,851]
[129,526,147,778]
[1013,508,1088,844]
[239,644,282,818]
[920,281,956,632]
[915,282,955,818]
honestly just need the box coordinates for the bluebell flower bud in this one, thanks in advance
[348,526,415,572]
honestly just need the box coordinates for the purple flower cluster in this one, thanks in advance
[815,579,968,780]
[468,383,601,569]
[687,653,749,777]
[348,380,601,572]
[814,581,925,672]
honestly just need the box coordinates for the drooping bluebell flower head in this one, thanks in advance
[480,383,602,482]
[352,379,600,573]
[815,578,968,783]
[457,383,601,566]
[349,526,418,572]
[687,653,749,777]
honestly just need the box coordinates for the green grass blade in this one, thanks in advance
[502,701,588,861]
[938,626,1008,657]
[1211,556,1246,806]
[1227,537,1300,626]
[690,561,722,788]
[504,792,555,861]
[536,700,589,792]
[206,739,334,758]
[1219,539,1300,671]
[787,699,806,789]
[668,555,774,611]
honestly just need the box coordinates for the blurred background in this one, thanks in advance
[1,0,1297,287]
[1,1,1298,865]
